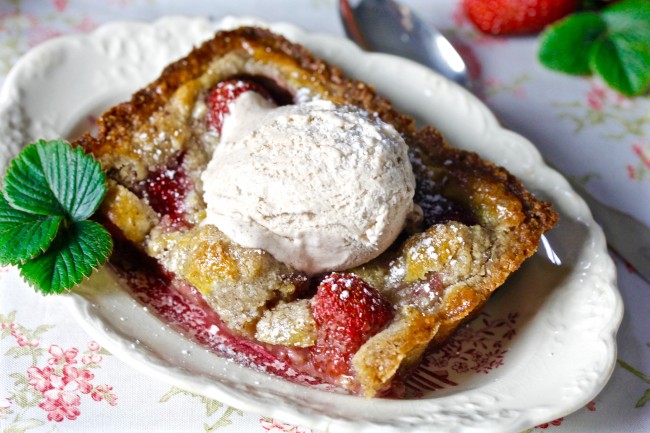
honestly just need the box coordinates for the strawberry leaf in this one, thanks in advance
[38,139,107,221]
[596,0,650,96]
[4,140,64,216]
[602,0,650,33]
[539,13,606,75]
[3,139,106,220]
[1,139,113,294]
[538,0,650,96]
[0,194,62,265]
[590,36,650,96]
[18,221,113,294]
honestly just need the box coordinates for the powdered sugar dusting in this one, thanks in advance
[294,87,315,104]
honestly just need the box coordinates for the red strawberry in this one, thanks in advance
[143,153,189,227]
[206,79,272,132]
[463,0,578,35]
[310,273,394,377]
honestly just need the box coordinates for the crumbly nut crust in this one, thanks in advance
[146,223,300,336]
[352,306,440,397]
[78,26,558,397]
[255,300,317,347]
[100,181,159,244]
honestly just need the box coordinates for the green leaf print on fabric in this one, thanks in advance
[159,386,243,432]
[618,356,650,408]
[553,81,650,139]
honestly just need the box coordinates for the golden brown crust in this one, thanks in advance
[99,181,158,244]
[411,126,558,235]
[349,128,557,396]
[78,26,558,398]
[77,27,415,161]
[352,306,440,398]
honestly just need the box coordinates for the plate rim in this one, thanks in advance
[0,15,623,433]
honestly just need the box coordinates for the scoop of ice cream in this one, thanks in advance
[201,92,416,275]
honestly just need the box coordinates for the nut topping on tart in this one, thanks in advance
[77,26,558,398]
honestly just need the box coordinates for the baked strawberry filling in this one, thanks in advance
[141,152,190,228]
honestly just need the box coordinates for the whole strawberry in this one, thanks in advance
[206,79,272,132]
[310,273,394,377]
[464,0,578,35]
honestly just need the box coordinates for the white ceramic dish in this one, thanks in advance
[0,16,623,433]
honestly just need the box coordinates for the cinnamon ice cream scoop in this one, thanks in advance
[202,92,417,274]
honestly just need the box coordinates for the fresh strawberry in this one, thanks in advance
[463,0,578,35]
[206,79,272,132]
[309,273,394,377]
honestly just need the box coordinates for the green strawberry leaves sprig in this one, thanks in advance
[0,139,112,294]
[539,0,650,96]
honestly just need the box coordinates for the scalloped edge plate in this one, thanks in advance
[0,16,623,433]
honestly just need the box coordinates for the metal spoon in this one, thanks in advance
[338,0,469,87]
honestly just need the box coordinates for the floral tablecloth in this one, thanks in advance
[1,1,649,432]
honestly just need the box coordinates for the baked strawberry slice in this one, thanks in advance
[143,153,189,227]
[463,0,578,35]
[310,273,394,378]
[206,79,273,132]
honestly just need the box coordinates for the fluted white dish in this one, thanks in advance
[0,16,623,433]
